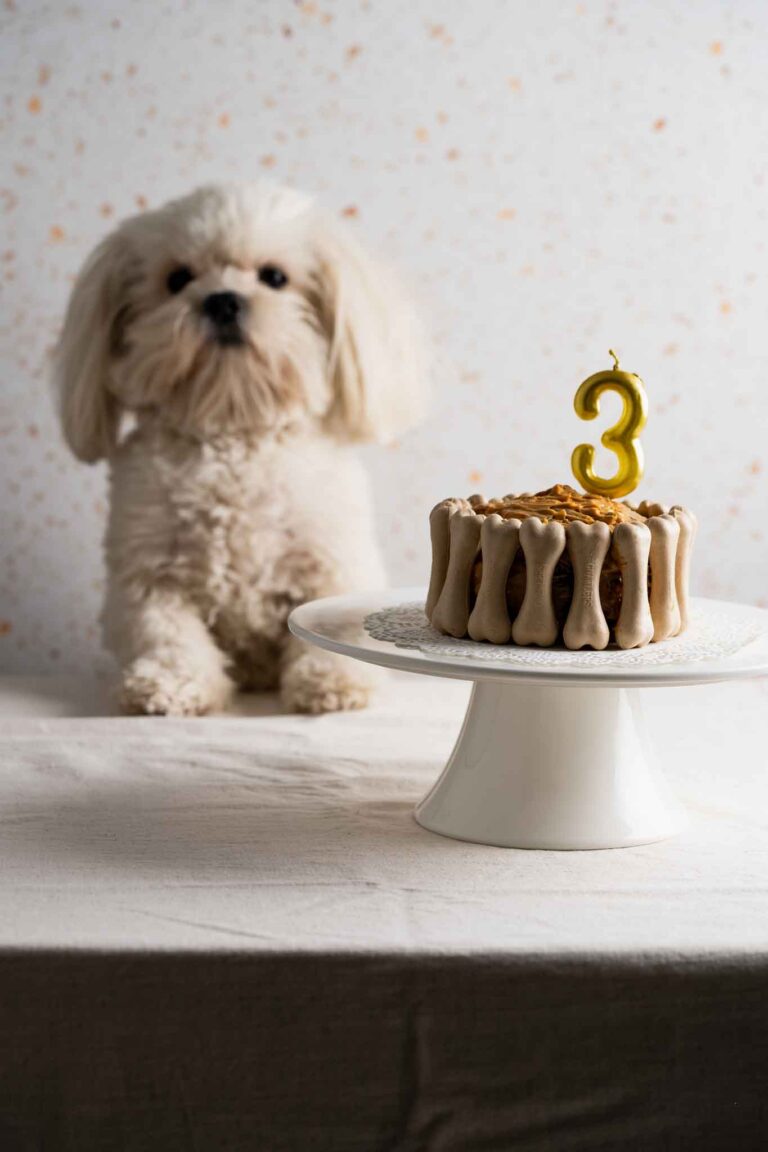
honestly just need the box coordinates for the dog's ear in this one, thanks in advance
[312,212,429,443]
[54,227,134,463]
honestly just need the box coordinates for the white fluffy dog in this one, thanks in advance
[55,183,426,715]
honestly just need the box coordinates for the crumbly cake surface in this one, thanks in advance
[473,483,644,528]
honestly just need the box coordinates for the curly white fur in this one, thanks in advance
[54,183,426,715]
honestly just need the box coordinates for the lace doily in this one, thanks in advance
[363,602,764,668]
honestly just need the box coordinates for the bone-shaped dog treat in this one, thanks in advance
[563,520,611,650]
[430,509,483,638]
[637,499,670,518]
[468,515,521,643]
[426,499,466,618]
[648,514,681,642]
[670,506,697,634]
[511,518,566,646]
[612,523,654,649]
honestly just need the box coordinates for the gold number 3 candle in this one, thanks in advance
[571,350,648,499]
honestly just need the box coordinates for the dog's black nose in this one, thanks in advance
[202,291,245,326]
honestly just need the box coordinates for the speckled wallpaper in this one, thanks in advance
[1,0,767,673]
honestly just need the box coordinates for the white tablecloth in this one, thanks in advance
[0,672,766,1148]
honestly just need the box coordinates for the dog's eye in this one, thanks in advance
[167,266,195,294]
[258,264,288,290]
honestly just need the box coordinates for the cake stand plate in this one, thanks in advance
[288,590,768,850]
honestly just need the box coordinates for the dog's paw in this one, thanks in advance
[120,659,231,717]
[281,651,378,715]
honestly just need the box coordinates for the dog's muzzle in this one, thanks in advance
[202,291,247,346]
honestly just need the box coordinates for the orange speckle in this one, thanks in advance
[0,621,11,637]
[27,95,42,114]
[49,225,65,242]
[653,117,667,132]
[346,43,362,61]
[436,110,449,124]
[427,23,453,44]
[663,342,679,356]
[468,470,483,485]
[710,40,724,55]
[38,64,51,86]
[100,71,113,84]
[74,138,85,154]
[217,112,230,128]
[446,147,460,161]
[507,77,522,92]
[281,24,293,37]
[748,459,762,475]
[126,63,138,77]
[497,208,516,220]
[260,154,276,168]
[27,424,39,438]
[719,300,732,315]
[99,202,114,218]
[341,204,359,218]
[135,194,148,210]
[415,126,429,143]
[2,249,14,262]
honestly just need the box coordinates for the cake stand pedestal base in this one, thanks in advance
[290,589,768,852]
[415,680,684,850]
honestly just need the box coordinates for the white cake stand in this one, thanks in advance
[289,590,768,851]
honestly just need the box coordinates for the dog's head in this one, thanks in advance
[54,183,427,461]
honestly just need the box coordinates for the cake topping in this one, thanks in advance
[472,483,645,528]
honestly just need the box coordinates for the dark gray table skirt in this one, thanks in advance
[1,952,765,1151]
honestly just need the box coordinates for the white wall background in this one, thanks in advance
[1,0,767,673]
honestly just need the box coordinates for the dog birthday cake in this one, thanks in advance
[425,484,696,650]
